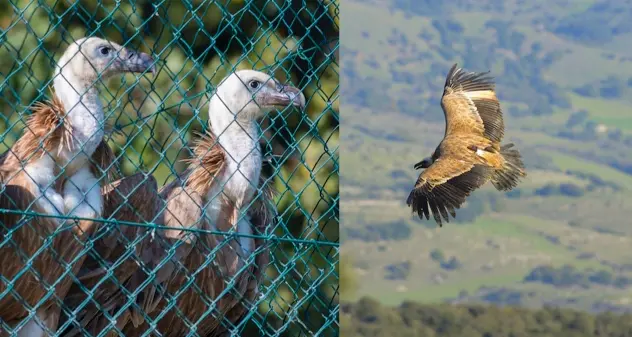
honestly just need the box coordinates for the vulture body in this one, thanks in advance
[61,70,306,337]
[0,37,155,336]
[407,63,526,226]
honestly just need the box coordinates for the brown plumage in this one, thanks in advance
[407,64,526,226]
[59,131,274,337]
[0,91,119,182]
[0,96,117,336]
[132,131,274,336]
[58,172,159,337]
[0,37,155,336]
[3,91,124,207]
[60,70,304,336]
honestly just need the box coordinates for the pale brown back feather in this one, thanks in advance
[184,130,226,195]
[441,64,505,142]
[2,90,119,181]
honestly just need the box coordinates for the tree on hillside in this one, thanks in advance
[342,297,632,337]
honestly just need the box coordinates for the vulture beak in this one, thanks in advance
[414,157,433,170]
[260,84,306,110]
[119,49,156,76]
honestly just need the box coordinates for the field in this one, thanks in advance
[341,0,632,312]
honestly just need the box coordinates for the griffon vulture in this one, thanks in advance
[407,63,526,226]
[60,70,306,337]
[0,37,155,336]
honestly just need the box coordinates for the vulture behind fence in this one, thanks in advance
[0,37,155,336]
[61,70,306,337]
[407,63,527,226]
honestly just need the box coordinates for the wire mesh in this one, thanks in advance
[0,0,339,336]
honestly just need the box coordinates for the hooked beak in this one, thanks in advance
[119,49,156,76]
[414,157,433,170]
[259,84,306,110]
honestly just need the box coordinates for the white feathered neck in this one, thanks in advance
[206,95,262,209]
[52,61,105,165]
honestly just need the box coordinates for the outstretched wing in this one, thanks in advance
[441,63,505,142]
[407,156,492,226]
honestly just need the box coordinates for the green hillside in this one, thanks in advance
[342,297,632,337]
[341,0,632,313]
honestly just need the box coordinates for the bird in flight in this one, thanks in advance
[407,63,526,226]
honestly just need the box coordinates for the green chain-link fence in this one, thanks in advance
[0,0,338,336]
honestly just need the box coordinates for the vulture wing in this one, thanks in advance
[130,181,209,322]
[214,186,275,335]
[407,156,493,226]
[59,172,159,337]
[441,63,505,142]
[61,177,211,337]
[0,185,60,323]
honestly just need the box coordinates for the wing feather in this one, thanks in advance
[127,181,207,325]
[216,184,275,334]
[59,173,159,337]
[407,157,492,226]
[441,63,505,142]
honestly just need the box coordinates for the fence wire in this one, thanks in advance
[0,0,339,336]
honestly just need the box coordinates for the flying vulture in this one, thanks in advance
[407,63,526,226]
[60,70,306,336]
[0,37,155,336]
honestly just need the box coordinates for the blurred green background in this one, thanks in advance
[0,0,338,335]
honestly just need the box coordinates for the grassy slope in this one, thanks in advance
[341,0,632,311]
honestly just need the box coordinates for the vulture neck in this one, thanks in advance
[53,67,105,162]
[207,98,262,209]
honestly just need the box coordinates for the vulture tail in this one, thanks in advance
[491,143,526,191]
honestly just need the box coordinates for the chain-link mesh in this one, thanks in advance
[0,1,338,336]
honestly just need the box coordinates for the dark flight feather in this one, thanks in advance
[407,163,492,226]
[490,143,526,191]
[443,63,505,142]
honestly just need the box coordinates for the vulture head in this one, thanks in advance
[414,157,433,170]
[55,37,155,86]
[212,69,306,122]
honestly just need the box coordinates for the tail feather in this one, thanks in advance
[491,143,526,191]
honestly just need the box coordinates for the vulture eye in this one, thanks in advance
[99,46,111,56]
[249,80,261,90]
